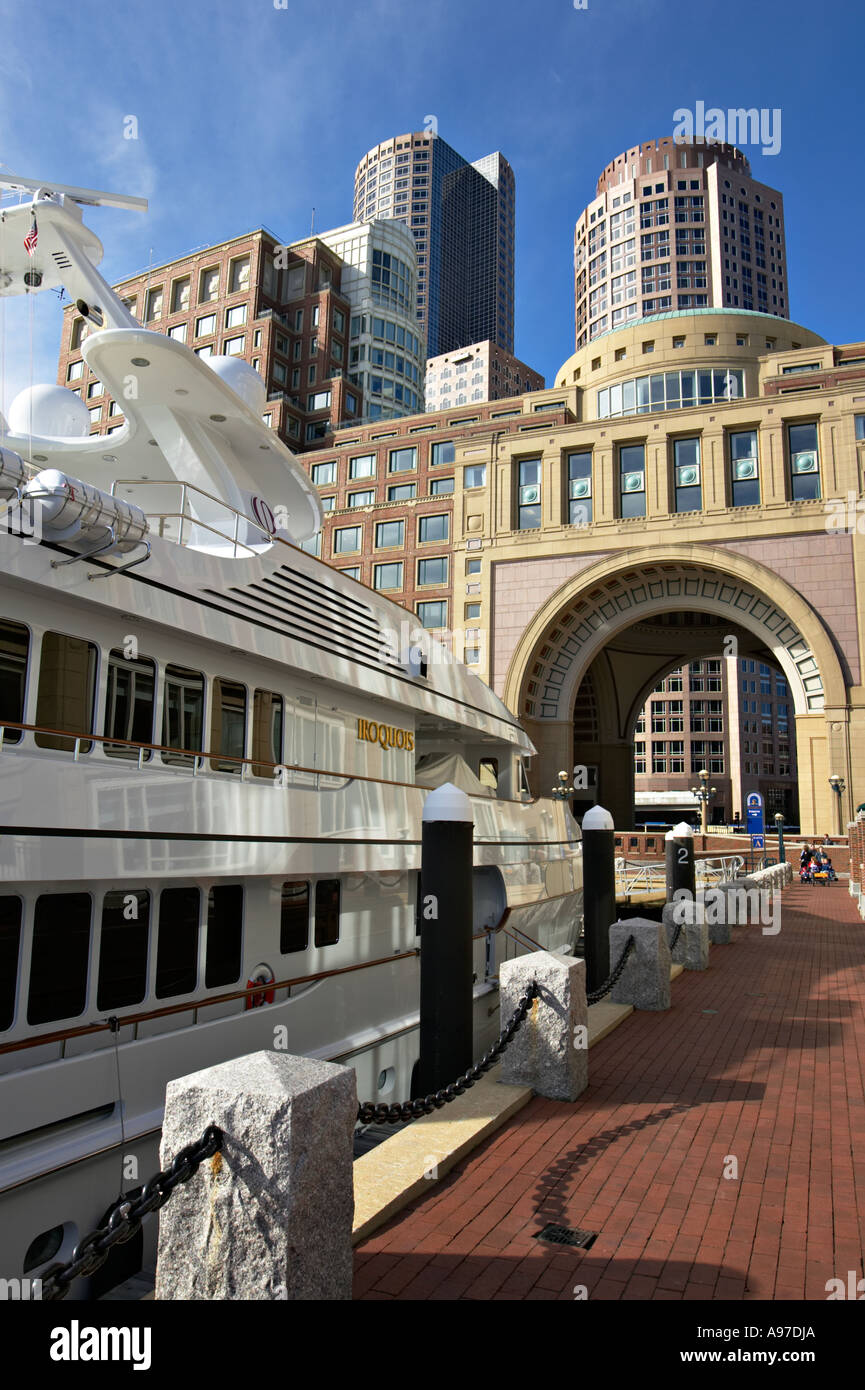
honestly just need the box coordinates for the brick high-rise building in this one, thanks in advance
[57,229,362,451]
[574,136,789,349]
[353,133,515,356]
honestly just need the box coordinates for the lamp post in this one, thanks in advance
[689,768,717,837]
[828,774,846,837]
[774,811,786,865]
[552,769,575,801]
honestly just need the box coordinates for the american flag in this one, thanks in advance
[23,217,38,257]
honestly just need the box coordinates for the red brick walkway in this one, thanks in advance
[354,884,865,1300]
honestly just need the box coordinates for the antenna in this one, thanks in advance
[0,171,147,212]
[310,207,315,235]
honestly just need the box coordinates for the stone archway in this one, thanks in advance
[502,544,854,835]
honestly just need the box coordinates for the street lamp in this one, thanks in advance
[689,767,717,836]
[828,774,846,837]
[774,811,786,865]
[552,769,575,801]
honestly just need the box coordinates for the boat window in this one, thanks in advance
[97,890,150,1011]
[205,885,243,987]
[35,632,97,753]
[155,888,200,997]
[27,894,92,1024]
[280,882,309,953]
[0,896,22,1030]
[479,758,499,790]
[104,649,156,758]
[252,690,284,776]
[0,620,29,745]
[161,665,205,766]
[517,759,531,797]
[210,679,247,773]
[314,879,340,948]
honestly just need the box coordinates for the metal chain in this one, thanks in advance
[357,982,539,1126]
[38,1125,222,1301]
[668,916,683,954]
[585,935,636,1005]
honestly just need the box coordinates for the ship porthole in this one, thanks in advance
[377,1067,396,1095]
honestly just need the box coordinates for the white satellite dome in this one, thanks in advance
[206,355,267,415]
[7,384,90,439]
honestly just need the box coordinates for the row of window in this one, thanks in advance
[514,421,822,529]
[310,441,455,487]
[332,514,449,553]
[342,556,449,591]
[0,879,340,1031]
[0,624,298,774]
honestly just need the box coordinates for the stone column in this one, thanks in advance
[156,1051,356,1301]
[499,950,588,1102]
[609,917,671,1010]
[662,898,709,970]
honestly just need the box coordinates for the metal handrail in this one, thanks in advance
[615,853,745,893]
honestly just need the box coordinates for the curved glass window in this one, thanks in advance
[598,368,742,419]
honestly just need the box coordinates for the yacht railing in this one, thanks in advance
[0,719,537,807]
[110,478,269,558]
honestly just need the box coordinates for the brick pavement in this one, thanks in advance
[354,883,865,1301]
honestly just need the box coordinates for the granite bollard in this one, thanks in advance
[155,1051,356,1301]
[610,918,671,1010]
[499,949,588,1101]
[662,899,709,970]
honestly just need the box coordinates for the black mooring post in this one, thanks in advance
[665,822,696,902]
[581,805,617,994]
[418,783,474,1095]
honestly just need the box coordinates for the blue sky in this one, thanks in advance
[1,0,863,411]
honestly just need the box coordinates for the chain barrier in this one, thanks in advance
[38,1124,222,1301]
[357,982,539,1126]
[585,935,635,1005]
[668,915,683,953]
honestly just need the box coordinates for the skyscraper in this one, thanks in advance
[574,136,788,348]
[353,133,514,356]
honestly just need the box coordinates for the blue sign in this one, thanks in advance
[751,833,764,851]
[746,791,764,838]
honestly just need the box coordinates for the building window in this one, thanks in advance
[375,520,404,548]
[417,556,448,586]
[387,483,415,502]
[374,561,403,590]
[311,461,336,485]
[225,304,247,328]
[788,421,820,500]
[619,443,646,517]
[66,360,84,382]
[729,429,759,506]
[418,514,449,544]
[349,453,375,479]
[466,557,481,575]
[673,437,701,512]
[339,566,361,581]
[431,440,455,467]
[307,390,331,411]
[854,415,865,442]
[199,267,219,302]
[567,451,592,525]
[145,287,163,322]
[348,489,375,507]
[196,313,216,338]
[168,323,187,343]
[517,458,541,529]
[229,256,250,294]
[464,464,486,489]
[223,335,245,355]
[430,476,454,495]
[334,526,362,554]
[417,600,447,629]
[389,446,417,473]
[171,277,191,313]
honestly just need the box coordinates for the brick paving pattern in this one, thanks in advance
[354,883,865,1300]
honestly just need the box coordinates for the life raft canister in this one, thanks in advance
[245,964,276,1009]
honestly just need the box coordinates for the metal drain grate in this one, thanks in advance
[535,1223,598,1250]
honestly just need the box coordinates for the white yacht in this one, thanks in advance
[0,174,582,1295]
